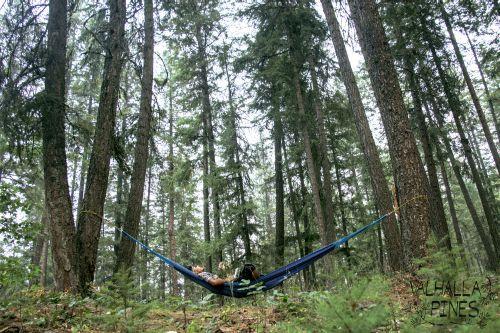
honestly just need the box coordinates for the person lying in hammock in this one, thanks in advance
[186,265,234,287]
[186,263,262,287]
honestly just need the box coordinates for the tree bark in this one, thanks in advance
[42,0,78,292]
[76,0,126,292]
[347,0,431,263]
[400,49,451,250]
[273,98,285,267]
[420,19,500,260]
[114,0,153,273]
[114,117,126,258]
[320,0,403,270]
[438,1,500,175]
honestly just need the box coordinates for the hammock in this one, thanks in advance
[118,212,390,298]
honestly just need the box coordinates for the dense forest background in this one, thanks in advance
[0,0,498,331]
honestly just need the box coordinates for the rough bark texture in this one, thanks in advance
[42,0,78,292]
[421,19,500,260]
[114,117,127,258]
[347,0,431,262]
[114,0,153,272]
[400,49,451,250]
[439,1,500,175]
[76,0,126,291]
[320,0,403,270]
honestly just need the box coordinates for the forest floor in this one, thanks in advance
[0,273,498,332]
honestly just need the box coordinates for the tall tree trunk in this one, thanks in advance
[114,0,153,273]
[114,117,126,258]
[294,132,314,283]
[464,30,499,143]
[320,0,403,270]
[77,0,126,292]
[167,86,179,296]
[437,150,467,265]
[195,23,220,271]
[422,90,498,270]
[309,57,336,233]
[273,98,285,266]
[159,194,166,299]
[438,1,500,174]
[30,205,49,286]
[289,61,333,245]
[400,50,451,250]
[420,20,500,260]
[282,137,307,285]
[347,0,431,263]
[222,49,251,260]
[202,123,211,272]
[42,0,78,292]
[140,164,152,300]
[331,147,350,261]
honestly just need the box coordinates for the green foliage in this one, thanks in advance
[93,269,152,332]
[276,276,393,332]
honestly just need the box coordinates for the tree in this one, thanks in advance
[115,0,154,272]
[347,0,431,263]
[419,13,500,261]
[319,0,403,270]
[438,0,500,175]
[41,0,78,291]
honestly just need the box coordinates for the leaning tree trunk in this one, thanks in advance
[464,30,499,143]
[439,1,500,175]
[421,85,498,270]
[320,0,403,271]
[114,0,153,273]
[347,0,431,263]
[437,148,467,265]
[42,0,78,292]
[420,20,500,260]
[76,0,126,292]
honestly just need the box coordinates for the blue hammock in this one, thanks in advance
[119,213,389,298]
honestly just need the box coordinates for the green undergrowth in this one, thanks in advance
[0,253,497,332]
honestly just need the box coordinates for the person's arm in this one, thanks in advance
[207,277,227,287]
[207,276,237,287]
